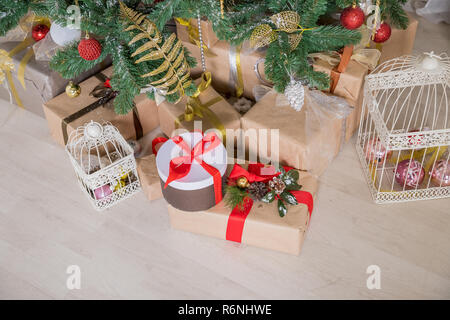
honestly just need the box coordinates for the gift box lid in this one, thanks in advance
[156,132,228,190]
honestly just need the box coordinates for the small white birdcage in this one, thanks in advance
[66,121,141,211]
[357,52,450,203]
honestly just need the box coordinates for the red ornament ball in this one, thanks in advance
[340,6,365,30]
[78,38,102,61]
[32,24,50,42]
[373,22,392,43]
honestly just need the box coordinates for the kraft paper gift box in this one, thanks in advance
[167,165,318,255]
[368,14,418,64]
[181,40,268,100]
[175,18,219,50]
[240,91,345,177]
[157,74,241,138]
[135,135,167,202]
[312,54,369,142]
[0,41,109,118]
[137,154,163,202]
[43,67,159,146]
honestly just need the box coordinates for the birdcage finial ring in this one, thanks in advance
[84,121,103,139]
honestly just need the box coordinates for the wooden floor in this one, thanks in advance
[1,13,449,299]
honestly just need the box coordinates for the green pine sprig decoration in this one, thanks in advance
[262,168,302,217]
[148,0,361,93]
[225,166,303,218]
[224,184,249,211]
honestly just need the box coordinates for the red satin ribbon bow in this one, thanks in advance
[228,162,280,184]
[225,163,314,243]
[165,132,223,204]
[152,136,169,155]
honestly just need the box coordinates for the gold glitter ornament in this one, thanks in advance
[250,11,313,51]
[270,11,300,33]
[65,81,81,98]
[236,176,250,189]
[250,24,277,49]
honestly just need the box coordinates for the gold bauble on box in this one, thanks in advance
[236,176,249,189]
[65,81,81,98]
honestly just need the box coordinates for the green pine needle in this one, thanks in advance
[225,185,248,210]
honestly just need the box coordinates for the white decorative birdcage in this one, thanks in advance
[357,52,450,203]
[65,121,141,211]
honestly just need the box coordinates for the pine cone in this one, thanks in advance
[269,177,286,195]
[248,182,268,201]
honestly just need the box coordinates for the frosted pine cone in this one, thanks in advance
[284,79,305,112]
[248,182,268,201]
[269,177,286,195]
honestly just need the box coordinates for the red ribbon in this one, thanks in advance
[104,79,111,88]
[164,132,223,204]
[225,164,314,243]
[226,197,254,243]
[152,136,168,155]
[228,163,280,183]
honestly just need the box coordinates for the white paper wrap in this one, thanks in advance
[156,132,228,191]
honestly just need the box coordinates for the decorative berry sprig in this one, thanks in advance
[225,165,303,217]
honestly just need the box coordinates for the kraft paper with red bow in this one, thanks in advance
[135,136,169,202]
[225,164,313,243]
[162,132,223,204]
[167,163,318,255]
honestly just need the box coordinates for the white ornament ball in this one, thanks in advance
[421,56,439,70]
[49,23,81,46]
[85,122,103,139]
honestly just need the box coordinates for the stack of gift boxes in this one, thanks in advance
[0,17,110,118]
[38,16,417,255]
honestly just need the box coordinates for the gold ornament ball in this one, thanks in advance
[236,176,249,189]
[66,81,81,98]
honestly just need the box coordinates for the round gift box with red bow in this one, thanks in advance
[156,132,228,211]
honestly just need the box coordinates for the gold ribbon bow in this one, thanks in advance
[174,17,216,57]
[250,11,315,51]
[229,44,244,98]
[308,48,381,71]
[0,49,15,85]
[4,13,51,108]
[176,72,226,141]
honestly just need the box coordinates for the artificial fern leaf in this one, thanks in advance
[129,33,150,45]
[119,1,191,98]
[131,42,159,57]
[151,69,174,85]
[161,34,177,53]
[146,60,171,76]
[166,83,182,95]
[171,54,185,69]
[134,50,163,62]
